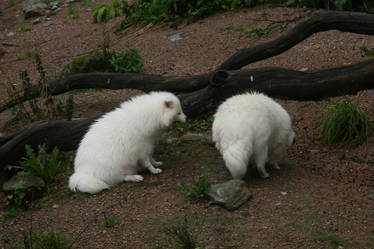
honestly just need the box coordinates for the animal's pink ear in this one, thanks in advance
[164,100,173,108]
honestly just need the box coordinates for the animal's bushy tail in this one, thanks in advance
[69,172,109,194]
[222,143,250,179]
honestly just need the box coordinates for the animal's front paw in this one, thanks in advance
[150,168,162,174]
[124,175,144,182]
[260,173,270,179]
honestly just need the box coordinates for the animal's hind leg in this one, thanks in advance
[143,158,162,174]
[253,142,270,178]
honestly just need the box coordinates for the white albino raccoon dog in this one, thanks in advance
[69,91,186,194]
[212,92,295,179]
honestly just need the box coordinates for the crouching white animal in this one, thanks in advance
[69,91,186,194]
[212,92,295,179]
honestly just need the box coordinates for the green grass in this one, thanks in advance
[18,229,71,249]
[19,22,29,32]
[16,51,36,60]
[165,217,203,249]
[317,233,346,248]
[1,207,19,220]
[315,97,373,148]
[178,168,211,200]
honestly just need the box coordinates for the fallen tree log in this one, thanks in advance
[219,9,374,70]
[2,60,374,167]
[0,73,212,113]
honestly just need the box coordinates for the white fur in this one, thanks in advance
[69,91,186,194]
[212,92,295,179]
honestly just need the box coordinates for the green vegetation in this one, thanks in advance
[94,0,374,28]
[16,51,36,60]
[171,115,213,136]
[315,97,373,148]
[317,233,346,248]
[92,0,128,23]
[360,45,374,56]
[5,180,30,208]
[104,217,115,227]
[109,42,143,73]
[6,55,75,124]
[19,144,62,184]
[20,22,30,32]
[1,208,19,220]
[179,168,211,200]
[165,217,203,249]
[18,229,71,249]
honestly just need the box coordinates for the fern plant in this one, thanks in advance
[315,97,373,148]
[19,144,62,184]
[92,0,129,23]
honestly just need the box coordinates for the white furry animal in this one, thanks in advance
[212,92,295,179]
[69,91,186,194]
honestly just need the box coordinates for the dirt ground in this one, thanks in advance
[0,1,374,249]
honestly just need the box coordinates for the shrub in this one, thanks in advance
[19,144,62,184]
[92,0,129,23]
[178,168,211,199]
[109,42,143,73]
[315,97,373,148]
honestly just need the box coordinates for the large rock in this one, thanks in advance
[60,50,115,76]
[23,0,49,19]
[3,173,45,192]
[204,179,252,211]
[3,173,46,206]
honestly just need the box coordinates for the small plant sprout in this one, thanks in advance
[178,168,211,200]
[104,217,115,228]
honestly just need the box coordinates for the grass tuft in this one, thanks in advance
[178,168,210,200]
[315,96,373,148]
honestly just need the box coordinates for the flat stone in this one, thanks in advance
[165,31,193,41]
[43,20,54,27]
[23,0,48,19]
[3,174,45,192]
[204,179,252,211]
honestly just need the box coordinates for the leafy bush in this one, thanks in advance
[109,42,143,73]
[315,97,373,148]
[92,0,129,23]
[19,229,71,249]
[124,0,255,26]
[19,144,62,184]
[178,168,211,199]
[5,180,29,208]
[284,0,374,13]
